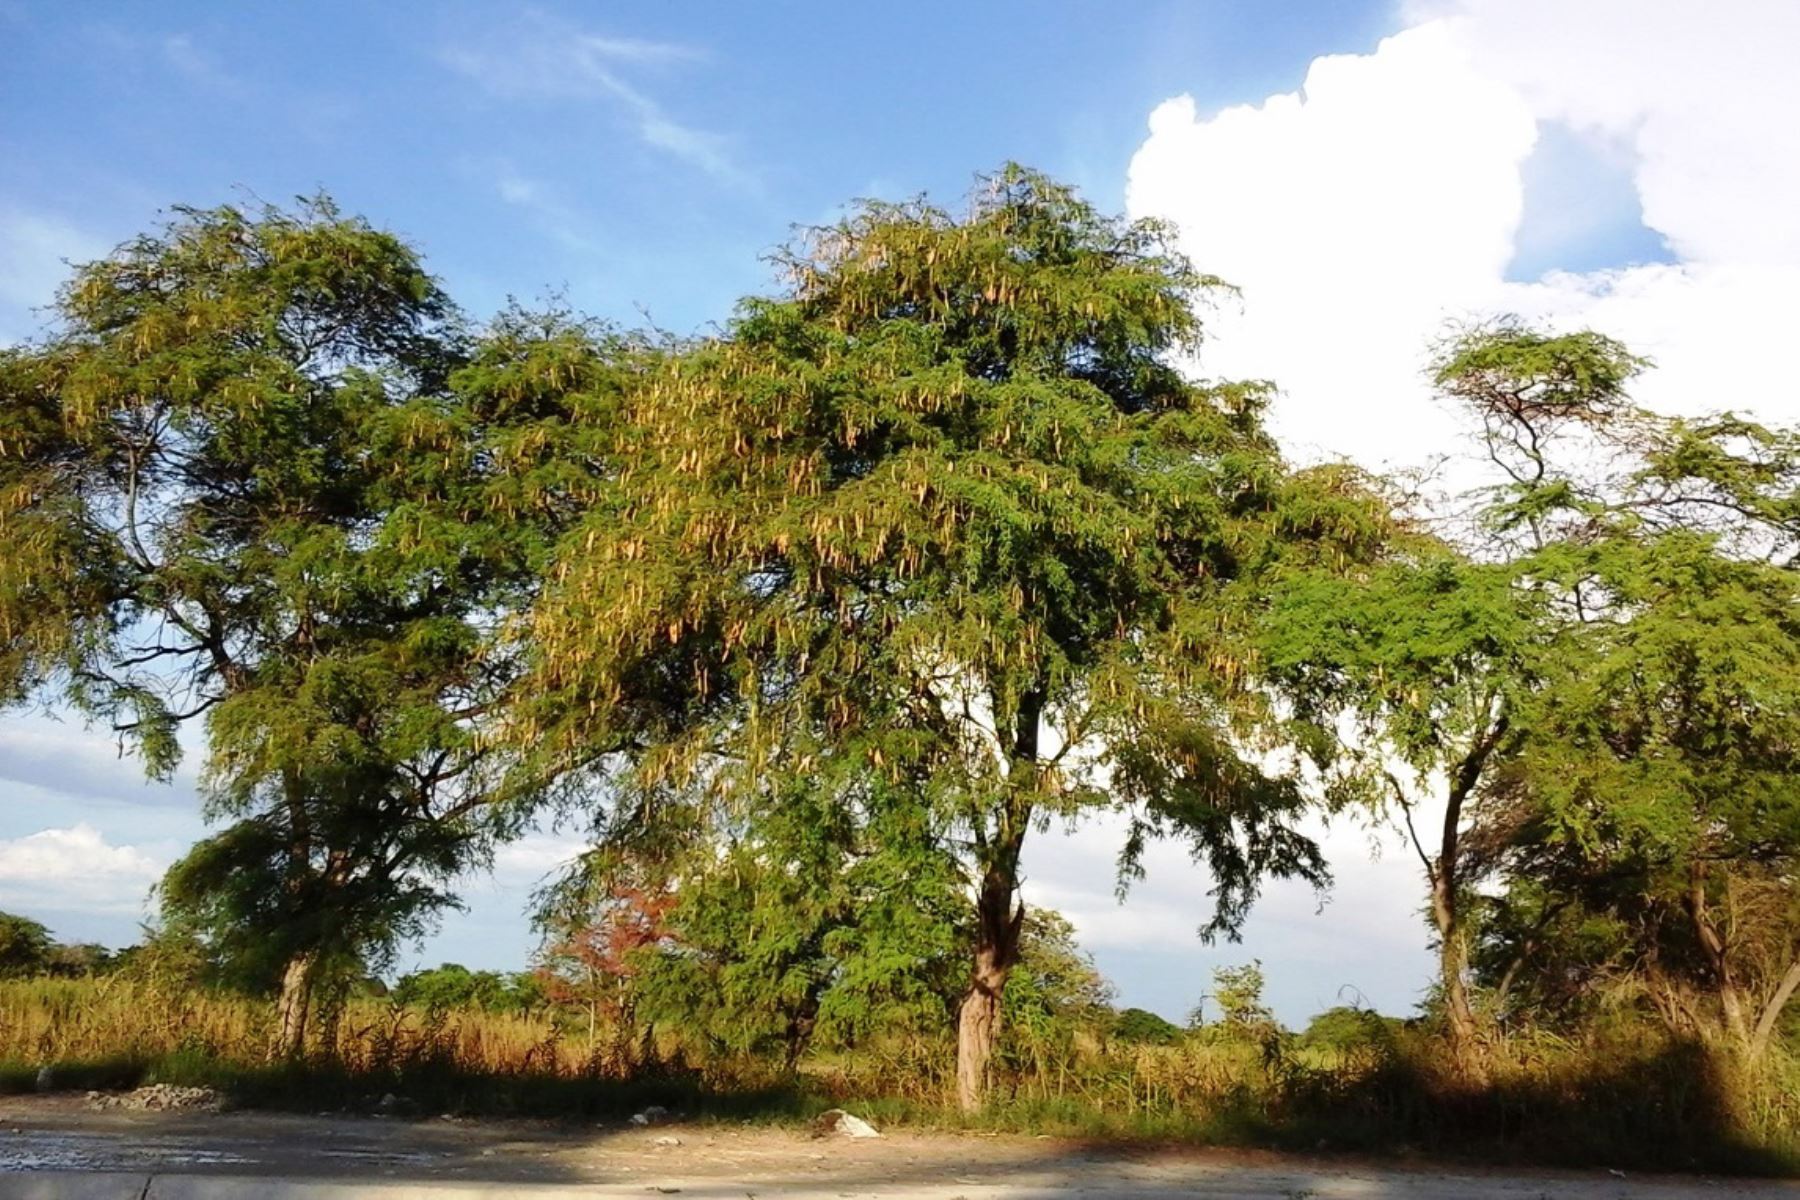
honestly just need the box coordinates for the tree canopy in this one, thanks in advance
[517,166,1392,1107]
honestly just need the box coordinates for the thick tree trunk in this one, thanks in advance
[954,688,1039,1113]
[273,950,318,1062]
[955,874,1023,1113]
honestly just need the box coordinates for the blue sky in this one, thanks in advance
[2,1,1394,340]
[3,0,1795,1026]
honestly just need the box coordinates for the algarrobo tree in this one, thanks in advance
[0,199,548,1056]
[1262,322,1644,1061]
[1502,531,1800,1062]
[523,167,1390,1109]
[1264,554,1547,1058]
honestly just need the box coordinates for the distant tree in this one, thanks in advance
[1112,1007,1182,1046]
[536,880,675,1047]
[1298,1005,1399,1053]
[1206,960,1280,1040]
[45,942,115,977]
[0,912,53,978]
[520,166,1392,1109]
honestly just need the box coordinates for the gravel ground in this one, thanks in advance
[0,1094,1796,1197]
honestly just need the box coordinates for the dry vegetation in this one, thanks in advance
[5,977,1799,1175]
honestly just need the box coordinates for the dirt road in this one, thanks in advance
[0,1095,1795,1198]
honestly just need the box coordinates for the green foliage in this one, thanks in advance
[1298,1006,1399,1053]
[1206,960,1281,1040]
[555,773,969,1064]
[0,200,631,1011]
[1001,911,1115,1033]
[1112,1007,1182,1045]
[391,964,544,1014]
[0,913,53,979]
[520,168,1393,1108]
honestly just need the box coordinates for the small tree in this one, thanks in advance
[536,882,675,1049]
[1262,322,1644,1062]
[0,912,53,978]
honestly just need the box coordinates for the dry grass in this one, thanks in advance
[4,978,1798,1174]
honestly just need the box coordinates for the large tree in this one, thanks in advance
[521,167,1390,1109]
[1261,322,1644,1062]
[0,200,586,1056]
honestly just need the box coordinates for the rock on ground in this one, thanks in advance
[85,1085,226,1113]
[813,1108,881,1138]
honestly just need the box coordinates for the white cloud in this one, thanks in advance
[0,716,198,806]
[0,824,165,916]
[483,162,604,255]
[0,210,106,342]
[1127,0,1800,471]
[1110,0,1800,1019]
[440,14,745,186]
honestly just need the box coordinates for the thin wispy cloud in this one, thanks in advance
[439,12,747,186]
[84,25,242,93]
[483,161,604,254]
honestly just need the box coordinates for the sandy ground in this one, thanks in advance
[0,1094,1797,1198]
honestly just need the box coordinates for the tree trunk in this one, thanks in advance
[273,950,318,1061]
[1431,779,1478,1063]
[955,874,1023,1113]
[954,688,1039,1113]
[1686,864,1751,1048]
[1429,711,1506,1075]
[1750,953,1800,1064]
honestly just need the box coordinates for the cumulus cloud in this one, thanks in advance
[0,824,165,916]
[1096,0,1800,1018]
[1127,0,1800,470]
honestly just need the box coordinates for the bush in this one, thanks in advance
[1113,1007,1182,1045]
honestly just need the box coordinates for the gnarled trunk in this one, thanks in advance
[1687,865,1751,1049]
[1431,870,1480,1060]
[955,872,1024,1113]
[273,950,318,1062]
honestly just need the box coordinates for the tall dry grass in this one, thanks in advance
[4,978,1798,1173]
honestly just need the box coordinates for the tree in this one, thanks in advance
[521,167,1391,1108]
[1113,1007,1182,1045]
[1265,553,1547,1058]
[0,912,53,978]
[536,879,675,1049]
[0,198,558,1057]
[557,771,968,1069]
[1205,960,1280,1040]
[1262,322,1643,1062]
[1298,1005,1399,1054]
[1497,531,1800,1062]
[392,963,542,1014]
